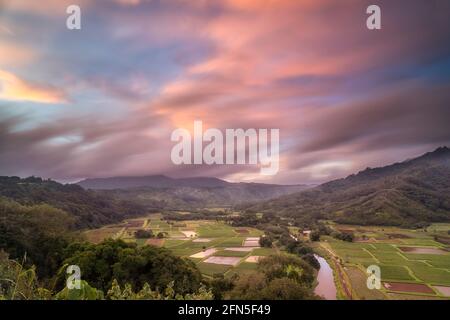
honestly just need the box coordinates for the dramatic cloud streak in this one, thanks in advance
[0,0,449,183]
[0,70,67,103]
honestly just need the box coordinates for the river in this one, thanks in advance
[314,254,337,300]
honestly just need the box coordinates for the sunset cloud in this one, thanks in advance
[0,70,67,104]
[0,0,449,183]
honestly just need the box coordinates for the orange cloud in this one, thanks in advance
[0,41,36,67]
[0,70,67,104]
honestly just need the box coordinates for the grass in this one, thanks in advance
[399,238,444,247]
[252,248,276,256]
[214,237,246,247]
[99,217,265,278]
[407,265,450,285]
[135,239,147,246]
[403,253,450,269]
[325,223,450,299]
[346,266,386,300]
[379,265,415,281]
[197,223,237,237]
[197,262,232,276]
[368,250,406,265]
[169,247,201,257]
[427,223,450,233]
[163,239,189,248]
[213,250,250,257]
[329,243,377,265]
[231,262,259,276]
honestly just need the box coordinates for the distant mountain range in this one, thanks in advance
[247,147,450,227]
[77,175,231,189]
[2,147,449,228]
[77,175,311,208]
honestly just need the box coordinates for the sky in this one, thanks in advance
[1,0,450,184]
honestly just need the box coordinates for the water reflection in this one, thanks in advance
[314,254,337,300]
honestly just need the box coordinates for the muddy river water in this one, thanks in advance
[314,254,337,300]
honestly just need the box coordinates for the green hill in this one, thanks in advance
[247,147,450,227]
[0,176,145,228]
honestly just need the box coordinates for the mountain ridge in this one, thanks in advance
[246,147,450,227]
[76,174,308,190]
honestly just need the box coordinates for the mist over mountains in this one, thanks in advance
[76,175,311,208]
[77,175,230,189]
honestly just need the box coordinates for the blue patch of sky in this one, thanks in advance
[2,7,212,125]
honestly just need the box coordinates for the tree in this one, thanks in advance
[55,280,103,300]
[259,278,318,300]
[0,198,72,278]
[156,232,165,239]
[208,274,235,300]
[225,273,267,299]
[60,239,203,295]
[258,254,315,286]
[135,229,153,239]
[310,231,321,242]
[259,236,272,248]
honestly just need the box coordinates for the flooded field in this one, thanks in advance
[204,256,242,266]
[433,285,450,297]
[383,282,435,294]
[399,247,448,255]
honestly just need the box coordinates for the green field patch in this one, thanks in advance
[164,239,189,248]
[369,251,406,264]
[403,253,450,270]
[169,247,201,257]
[135,239,147,246]
[251,248,276,256]
[427,223,450,233]
[235,262,258,270]
[175,240,211,249]
[347,267,386,300]
[245,228,264,237]
[408,265,450,285]
[197,224,236,237]
[399,238,444,247]
[379,265,415,281]
[215,237,246,247]
[197,262,232,276]
[213,250,249,257]
[370,243,398,251]
[329,241,374,250]
[333,248,373,259]
[231,262,259,276]
[148,219,162,225]
[167,231,185,237]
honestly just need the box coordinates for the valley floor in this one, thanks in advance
[84,215,450,300]
[84,213,277,278]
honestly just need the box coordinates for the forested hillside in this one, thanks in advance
[248,147,450,227]
[0,176,145,228]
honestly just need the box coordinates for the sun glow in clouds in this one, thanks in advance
[0,70,66,104]
[171,121,280,175]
